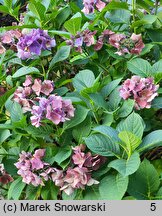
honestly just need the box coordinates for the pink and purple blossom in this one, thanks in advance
[82,0,107,14]
[17,29,56,59]
[119,76,159,109]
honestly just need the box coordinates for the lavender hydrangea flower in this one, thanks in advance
[13,76,54,113]
[119,76,159,110]
[14,149,46,186]
[30,95,75,127]
[66,30,96,53]
[17,29,56,59]
[82,0,107,14]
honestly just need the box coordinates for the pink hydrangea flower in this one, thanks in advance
[13,76,54,113]
[60,167,98,195]
[82,0,106,14]
[14,149,48,186]
[119,76,159,109]
[30,95,75,127]
[17,29,56,59]
[0,43,6,54]
[66,29,96,53]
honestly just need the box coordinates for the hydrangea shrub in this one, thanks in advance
[0,0,162,200]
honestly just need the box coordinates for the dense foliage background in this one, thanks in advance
[0,0,162,200]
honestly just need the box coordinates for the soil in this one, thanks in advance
[0,13,17,27]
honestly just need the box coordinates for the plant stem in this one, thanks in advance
[155,0,159,15]
[132,0,136,33]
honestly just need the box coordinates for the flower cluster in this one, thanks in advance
[17,29,56,59]
[60,145,106,195]
[0,29,21,54]
[95,30,145,55]
[14,149,47,186]
[66,29,97,53]
[0,164,13,185]
[13,75,75,127]
[119,76,159,109]
[13,75,54,113]
[15,146,106,195]
[82,0,108,14]
[30,95,75,127]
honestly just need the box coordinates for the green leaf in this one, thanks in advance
[0,5,9,13]
[117,112,145,139]
[26,185,39,200]
[26,125,53,138]
[127,58,152,77]
[72,116,91,143]
[12,66,40,78]
[64,17,82,35]
[106,1,128,10]
[72,70,95,92]
[63,105,89,130]
[85,134,120,157]
[152,59,162,73]
[128,159,160,200]
[101,78,122,98]
[147,29,162,42]
[131,15,157,28]
[117,99,134,118]
[0,129,11,144]
[118,131,141,155]
[137,130,162,153]
[54,146,72,165]
[41,181,58,200]
[5,101,23,122]
[92,125,120,142]
[99,173,128,200]
[151,97,162,108]
[28,1,46,20]
[8,178,26,200]
[105,9,131,24]
[4,0,12,9]
[108,152,141,177]
[0,87,16,108]
[88,93,108,110]
[83,185,101,200]
[107,86,121,111]
[49,46,71,69]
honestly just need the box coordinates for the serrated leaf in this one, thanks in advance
[117,112,145,139]
[12,66,40,78]
[49,46,71,69]
[92,125,120,142]
[0,87,16,108]
[54,147,72,165]
[8,178,26,200]
[85,134,120,157]
[118,131,141,155]
[72,116,91,143]
[137,130,162,153]
[63,105,89,130]
[99,173,128,200]
[128,159,160,200]
[127,58,152,77]
[117,99,134,118]
[0,129,11,144]
[64,17,81,35]
[108,152,141,177]
[101,78,122,97]
[72,69,95,92]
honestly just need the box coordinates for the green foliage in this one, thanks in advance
[1,0,162,201]
[128,159,160,200]
[108,152,141,177]
[99,173,128,200]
